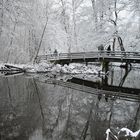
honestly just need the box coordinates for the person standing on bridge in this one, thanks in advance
[54,49,58,56]
[107,45,111,55]
[98,44,104,55]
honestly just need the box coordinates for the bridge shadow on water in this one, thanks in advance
[43,66,140,103]
[0,65,140,103]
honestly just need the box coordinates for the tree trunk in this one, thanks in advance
[60,0,71,53]
[111,0,118,52]
[33,17,48,64]
[139,11,140,38]
[72,0,77,51]
[118,36,125,51]
[91,0,98,30]
[6,21,17,63]
[0,0,4,37]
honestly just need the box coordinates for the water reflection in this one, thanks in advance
[0,75,139,140]
[108,66,140,89]
[102,66,132,87]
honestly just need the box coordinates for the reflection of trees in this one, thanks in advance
[77,96,116,140]
[80,108,92,140]
[33,78,45,124]
[61,94,75,139]
[0,76,139,140]
[90,99,115,140]
[119,67,131,87]
[38,82,140,140]
[0,77,42,140]
[6,78,15,113]
[132,104,140,131]
[105,66,131,87]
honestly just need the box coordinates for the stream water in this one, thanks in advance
[0,66,140,140]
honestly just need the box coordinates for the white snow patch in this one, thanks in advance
[106,129,111,140]
[118,128,133,136]
[132,130,140,137]
[118,128,140,138]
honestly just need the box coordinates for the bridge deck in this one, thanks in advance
[37,51,140,64]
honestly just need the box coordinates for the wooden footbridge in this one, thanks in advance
[37,51,140,64]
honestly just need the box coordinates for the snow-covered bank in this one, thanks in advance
[118,128,140,138]
[106,128,140,140]
[51,63,102,74]
[0,62,103,75]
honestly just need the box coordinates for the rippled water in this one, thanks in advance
[0,67,140,140]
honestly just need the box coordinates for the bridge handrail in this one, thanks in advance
[37,51,140,61]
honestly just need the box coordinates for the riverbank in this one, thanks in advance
[0,62,103,75]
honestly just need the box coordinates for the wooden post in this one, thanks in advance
[102,60,109,73]
[101,60,109,86]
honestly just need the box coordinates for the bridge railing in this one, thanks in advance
[37,51,140,61]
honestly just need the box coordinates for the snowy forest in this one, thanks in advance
[0,1,140,140]
[0,0,140,64]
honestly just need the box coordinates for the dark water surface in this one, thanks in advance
[0,67,140,140]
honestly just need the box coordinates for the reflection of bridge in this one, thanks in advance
[40,77,140,102]
[37,51,140,64]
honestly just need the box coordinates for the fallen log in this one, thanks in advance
[0,64,26,72]
[5,64,25,71]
